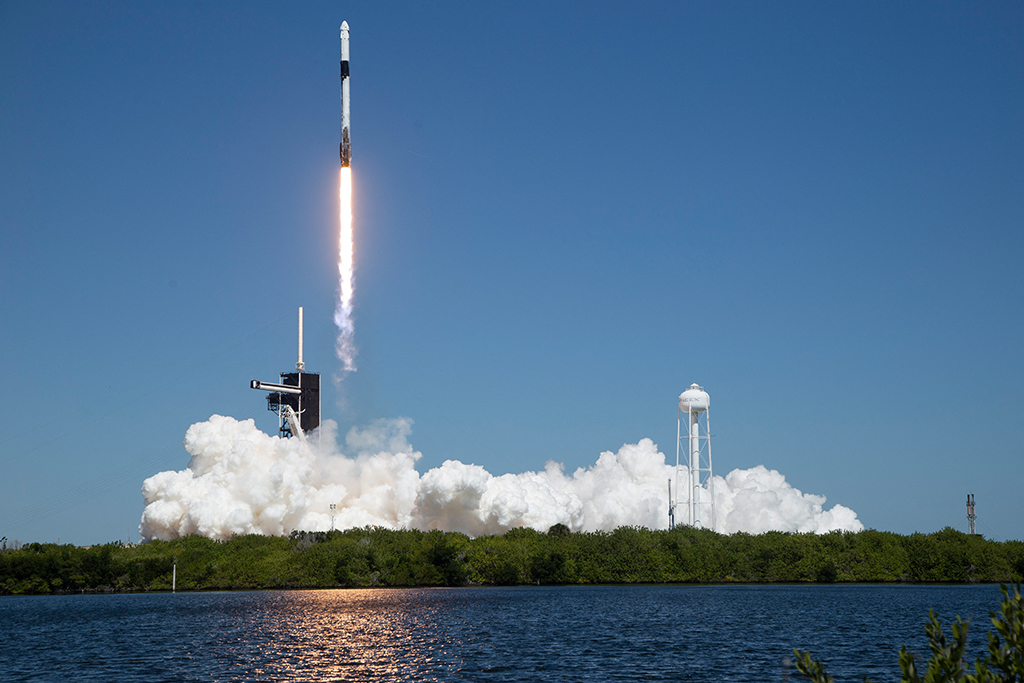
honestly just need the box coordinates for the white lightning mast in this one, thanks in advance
[672,383,714,529]
[297,306,304,372]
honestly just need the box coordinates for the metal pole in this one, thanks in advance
[706,407,714,531]
[297,306,304,372]
[668,479,674,529]
[691,407,699,526]
[675,409,681,527]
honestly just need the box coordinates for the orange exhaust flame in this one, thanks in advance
[334,167,356,371]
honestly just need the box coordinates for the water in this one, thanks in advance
[0,584,1006,682]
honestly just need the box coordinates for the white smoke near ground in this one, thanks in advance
[139,415,863,541]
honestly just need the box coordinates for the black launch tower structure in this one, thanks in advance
[258,371,320,439]
[250,307,321,439]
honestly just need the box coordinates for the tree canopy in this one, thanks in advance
[1,526,1021,594]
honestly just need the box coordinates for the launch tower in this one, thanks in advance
[250,307,321,439]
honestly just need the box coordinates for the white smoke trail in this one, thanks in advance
[139,415,863,541]
[333,167,356,371]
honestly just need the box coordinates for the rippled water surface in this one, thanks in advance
[0,584,1004,681]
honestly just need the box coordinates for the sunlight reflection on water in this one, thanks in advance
[171,589,471,681]
[0,585,1003,682]
[251,590,463,680]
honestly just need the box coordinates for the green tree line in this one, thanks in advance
[1,526,1022,595]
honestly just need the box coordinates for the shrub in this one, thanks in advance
[794,584,1024,682]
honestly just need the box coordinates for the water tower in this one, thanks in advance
[670,383,714,529]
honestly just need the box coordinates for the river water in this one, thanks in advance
[0,584,1006,682]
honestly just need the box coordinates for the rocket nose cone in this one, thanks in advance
[341,21,349,31]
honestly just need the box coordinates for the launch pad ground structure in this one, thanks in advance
[250,307,321,442]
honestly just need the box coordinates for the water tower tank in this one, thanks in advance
[678,383,710,413]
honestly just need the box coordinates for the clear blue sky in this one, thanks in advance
[2,1,1021,545]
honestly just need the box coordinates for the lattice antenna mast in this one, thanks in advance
[967,494,977,535]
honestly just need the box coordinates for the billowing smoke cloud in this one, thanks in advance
[139,415,863,541]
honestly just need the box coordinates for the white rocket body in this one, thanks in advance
[340,22,351,168]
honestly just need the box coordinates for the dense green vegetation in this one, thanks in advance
[795,584,1024,682]
[1,526,1021,594]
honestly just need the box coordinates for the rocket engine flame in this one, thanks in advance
[334,167,356,370]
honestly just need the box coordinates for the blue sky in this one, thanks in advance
[1,1,1021,545]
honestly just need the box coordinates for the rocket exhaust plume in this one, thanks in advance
[334,22,356,371]
[335,166,355,370]
[139,417,864,541]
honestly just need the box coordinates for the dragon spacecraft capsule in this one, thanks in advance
[340,21,351,168]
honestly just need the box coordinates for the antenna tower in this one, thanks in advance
[967,494,977,536]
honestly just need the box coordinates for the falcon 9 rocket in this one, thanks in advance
[340,21,351,168]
